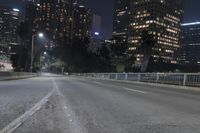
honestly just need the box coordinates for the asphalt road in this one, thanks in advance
[0,74,200,133]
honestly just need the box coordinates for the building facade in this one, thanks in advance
[0,6,21,47]
[0,6,22,71]
[27,0,74,46]
[181,22,200,64]
[24,0,39,37]
[129,0,183,65]
[113,0,131,43]
[74,5,92,40]
[92,14,102,37]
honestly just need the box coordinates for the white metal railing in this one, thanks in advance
[74,73,200,87]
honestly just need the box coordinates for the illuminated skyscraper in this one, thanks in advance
[181,22,200,64]
[74,5,92,40]
[29,0,74,45]
[0,6,21,47]
[92,14,102,37]
[113,0,131,43]
[0,6,22,71]
[129,0,183,64]
[24,0,39,35]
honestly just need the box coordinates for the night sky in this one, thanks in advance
[1,0,200,39]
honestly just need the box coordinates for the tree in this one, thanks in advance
[139,30,156,72]
[52,37,95,73]
[110,37,128,72]
[124,49,136,72]
[97,43,113,72]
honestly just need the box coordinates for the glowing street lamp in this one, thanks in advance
[94,32,100,36]
[30,33,44,72]
[39,33,44,38]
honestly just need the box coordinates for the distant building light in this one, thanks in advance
[37,4,40,6]
[94,32,100,36]
[79,5,85,8]
[182,22,200,26]
[105,40,112,43]
[13,8,20,12]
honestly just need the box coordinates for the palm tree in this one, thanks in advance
[140,31,156,72]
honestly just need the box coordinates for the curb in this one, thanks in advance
[0,75,38,81]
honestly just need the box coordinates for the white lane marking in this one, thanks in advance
[94,81,103,85]
[0,89,55,133]
[123,87,147,94]
[51,78,87,133]
[92,80,147,94]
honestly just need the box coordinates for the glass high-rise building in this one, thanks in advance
[129,0,183,65]
[180,22,200,64]
[0,6,21,47]
[73,5,92,40]
[0,6,22,66]
[30,0,74,45]
[113,0,131,43]
[92,14,102,37]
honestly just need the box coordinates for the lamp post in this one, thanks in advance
[30,33,44,72]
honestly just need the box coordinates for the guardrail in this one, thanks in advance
[0,72,37,81]
[74,73,200,87]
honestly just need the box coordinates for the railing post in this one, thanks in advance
[102,73,105,79]
[156,73,160,83]
[183,74,187,86]
[125,73,128,80]
[116,73,118,80]
[137,73,141,81]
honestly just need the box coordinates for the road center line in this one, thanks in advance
[0,88,55,133]
[123,87,147,94]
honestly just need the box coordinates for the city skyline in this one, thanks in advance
[1,1,200,132]
[0,0,200,39]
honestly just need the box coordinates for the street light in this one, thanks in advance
[30,33,44,72]
[39,33,44,38]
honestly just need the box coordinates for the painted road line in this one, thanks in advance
[0,89,55,133]
[123,87,147,94]
[93,81,103,85]
[52,78,87,133]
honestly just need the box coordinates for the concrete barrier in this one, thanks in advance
[0,72,38,81]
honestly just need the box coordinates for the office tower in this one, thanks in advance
[113,0,131,43]
[181,22,200,64]
[129,0,183,64]
[0,6,22,71]
[92,14,102,37]
[29,0,74,45]
[74,5,92,40]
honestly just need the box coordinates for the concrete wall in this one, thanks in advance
[0,72,37,81]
